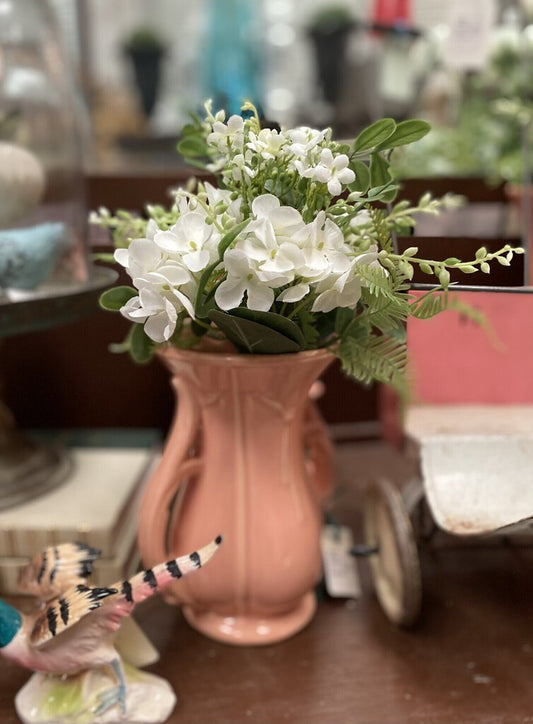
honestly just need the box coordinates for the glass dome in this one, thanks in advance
[0,0,91,301]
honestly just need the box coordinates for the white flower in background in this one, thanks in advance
[231,152,255,181]
[296,148,355,196]
[207,114,244,154]
[287,126,327,159]
[154,212,219,273]
[246,128,287,160]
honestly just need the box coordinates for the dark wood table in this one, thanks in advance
[2,442,533,723]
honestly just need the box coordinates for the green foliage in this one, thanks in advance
[99,286,137,311]
[391,34,533,185]
[130,324,155,364]
[339,333,408,389]
[208,309,302,354]
[122,27,167,52]
[352,118,397,154]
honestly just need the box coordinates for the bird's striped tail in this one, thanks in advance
[115,535,223,606]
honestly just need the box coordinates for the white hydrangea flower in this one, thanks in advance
[154,211,220,273]
[120,265,196,343]
[214,248,278,312]
[120,288,178,343]
[115,228,200,342]
[247,194,306,245]
[215,195,310,311]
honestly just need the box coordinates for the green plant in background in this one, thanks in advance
[121,27,167,53]
[94,100,520,390]
[392,22,533,185]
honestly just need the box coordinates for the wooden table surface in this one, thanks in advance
[2,441,533,724]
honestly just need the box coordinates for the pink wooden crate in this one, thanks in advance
[407,291,533,404]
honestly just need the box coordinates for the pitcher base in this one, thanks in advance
[182,592,317,645]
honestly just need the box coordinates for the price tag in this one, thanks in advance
[320,524,361,599]
[442,0,497,70]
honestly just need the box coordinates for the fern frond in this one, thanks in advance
[410,289,449,319]
[338,334,408,389]
[355,264,398,299]
[367,207,394,252]
[358,292,409,335]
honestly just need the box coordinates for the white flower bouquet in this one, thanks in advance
[96,101,521,388]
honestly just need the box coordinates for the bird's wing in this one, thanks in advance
[17,541,101,601]
[30,535,222,649]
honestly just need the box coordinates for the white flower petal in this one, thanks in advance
[277,283,309,303]
[183,249,210,272]
[246,282,274,312]
[215,278,246,310]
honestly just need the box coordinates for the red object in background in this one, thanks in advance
[371,0,412,26]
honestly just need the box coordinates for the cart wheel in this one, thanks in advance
[364,477,422,627]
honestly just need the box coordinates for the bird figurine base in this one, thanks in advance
[15,662,176,724]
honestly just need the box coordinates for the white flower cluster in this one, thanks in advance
[206,111,355,196]
[115,187,380,343]
[114,107,385,345]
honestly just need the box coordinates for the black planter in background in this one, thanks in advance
[308,8,355,108]
[126,46,165,118]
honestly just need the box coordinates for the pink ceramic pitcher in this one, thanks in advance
[137,346,335,645]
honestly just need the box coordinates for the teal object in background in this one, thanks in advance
[205,0,263,115]
[0,222,67,290]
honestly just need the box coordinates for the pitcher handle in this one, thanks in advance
[137,374,202,566]
[304,399,335,501]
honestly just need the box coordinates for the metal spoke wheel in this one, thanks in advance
[364,477,422,627]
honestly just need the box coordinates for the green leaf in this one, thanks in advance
[375,119,431,150]
[352,118,396,154]
[129,323,155,364]
[208,309,301,354]
[99,286,137,311]
[443,257,461,266]
[176,135,208,158]
[335,307,355,337]
[348,160,370,193]
[369,153,392,189]
[228,307,306,348]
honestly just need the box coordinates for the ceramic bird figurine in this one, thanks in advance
[0,221,68,291]
[0,536,222,723]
